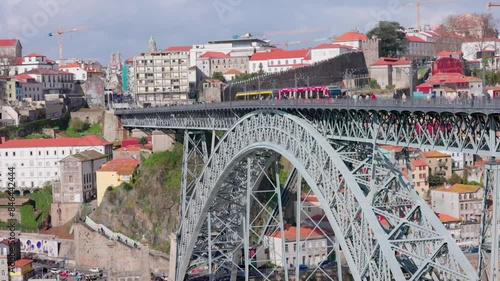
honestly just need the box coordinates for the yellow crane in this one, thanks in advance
[402,0,454,32]
[48,25,94,64]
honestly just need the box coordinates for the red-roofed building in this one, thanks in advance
[435,212,461,244]
[249,49,310,73]
[59,61,103,81]
[0,136,112,190]
[333,31,368,48]
[405,35,434,61]
[369,57,414,90]
[401,159,429,198]
[163,46,192,52]
[295,194,323,219]
[265,226,331,267]
[196,51,249,80]
[0,238,21,280]
[0,39,22,57]
[21,68,74,96]
[14,53,58,75]
[10,258,34,281]
[310,43,356,63]
[96,158,139,206]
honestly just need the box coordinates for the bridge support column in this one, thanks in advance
[479,159,500,280]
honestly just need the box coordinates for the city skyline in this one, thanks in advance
[0,0,492,64]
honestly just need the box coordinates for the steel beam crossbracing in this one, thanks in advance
[174,110,477,281]
[116,105,500,157]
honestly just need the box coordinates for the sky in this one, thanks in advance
[0,0,492,64]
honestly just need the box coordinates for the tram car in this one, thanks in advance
[235,85,345,101]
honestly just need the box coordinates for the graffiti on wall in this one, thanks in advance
[19,238,59,257]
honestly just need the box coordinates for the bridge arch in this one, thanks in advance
[176,110,477,281]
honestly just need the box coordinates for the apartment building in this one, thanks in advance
[0,136,112,190]
[431,184,483,244]
[196,51,249,79]
[402,159,429,198]
[133,45,191,106]
[422,151,452,179]
[53,150,108,203]
[23,68,74,96]
[249,49,310,73]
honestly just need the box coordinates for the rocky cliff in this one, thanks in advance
[91,144,183,254]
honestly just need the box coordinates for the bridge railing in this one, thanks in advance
[117,96,500,114]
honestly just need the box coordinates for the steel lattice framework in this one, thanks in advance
[171,111,476,281]
[116,99,500,157]
[114,100,500,281]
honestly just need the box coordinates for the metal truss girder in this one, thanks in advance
[116,107,500,157]
[174,110,477,281]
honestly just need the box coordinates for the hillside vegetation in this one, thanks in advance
[91,144,183,254]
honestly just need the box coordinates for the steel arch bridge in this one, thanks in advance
[115,98,500,281]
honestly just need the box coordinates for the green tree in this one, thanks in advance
[429,174,446,187]
[367,21,408,57]
[448,172,462,185]
[369,79,381,89]
[211,72,226,83]
[138,136,148,145]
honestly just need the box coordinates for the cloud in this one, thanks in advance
[0,0,485,64]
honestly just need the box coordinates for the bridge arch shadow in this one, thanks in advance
[176,110,477,281]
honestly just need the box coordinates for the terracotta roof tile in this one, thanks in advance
[14,259,32,267]
[269,226,324,240]
[371,57,411,66]
[435,212,461,223]
[250,49,309,61]
[436,51,463,57]
[0,135,111,148]
[224,69,242,75]
[0,39,17,47]
[312,43,353,50]
[412,159,428,167]
[334,31,368,41]
[97,158,139,175]
[405,35,430,43]
[163,46,192,52]
[433,184,481,193]
[199,51,229,58]
[422,151,450,158]
[24,53,45,57]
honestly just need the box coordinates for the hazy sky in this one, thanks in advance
[0,0,491,64]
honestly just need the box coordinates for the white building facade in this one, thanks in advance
[23,68,74,96]
[249,49,310,74]
[310,43,354,64]
[265,226,330,268]
[0,136,112,190]
[438,151,474,170]
[133,46,191,106]
[15,53,57,75]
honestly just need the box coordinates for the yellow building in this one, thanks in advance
[10,258,33,281]
[96,158,139,206]
[422,151,452,179]
[4,78,17,102]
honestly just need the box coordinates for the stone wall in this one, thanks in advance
[223,52,369,99]
[0,209,20,222]
[70,109,104,125]
[73,224,169,275]
[50,203,80,227]
[361,39,381,68]
[103,110,129,142]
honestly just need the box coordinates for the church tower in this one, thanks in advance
[148,36,157,53]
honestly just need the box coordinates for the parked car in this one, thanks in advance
[50,268,60,274]
[89,267,101,273]
[299,264,308,270]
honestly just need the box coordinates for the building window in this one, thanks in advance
[69,175,73,183]
[285,244,289,253]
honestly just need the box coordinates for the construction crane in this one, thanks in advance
[487,2,500,8]
[402,0,453,32]
[233,28,328,40]
[48,25,94,64]
[273,36,336,50]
